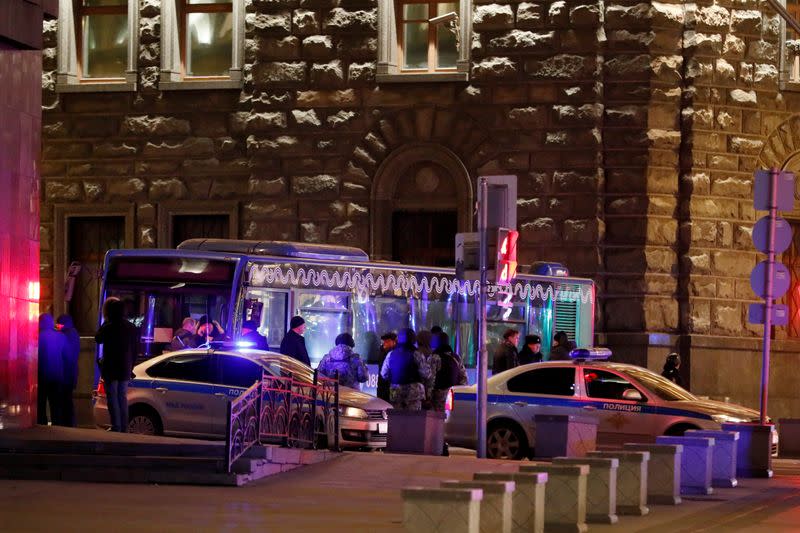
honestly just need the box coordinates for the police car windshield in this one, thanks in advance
[617,366,696,402]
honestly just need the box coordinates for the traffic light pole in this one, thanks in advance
[476,177,489,459]
[759,167,779,425]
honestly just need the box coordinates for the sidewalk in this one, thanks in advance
[3,449,800,532]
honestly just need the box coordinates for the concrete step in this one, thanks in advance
[0,437,225,458]
[0,453,227,471]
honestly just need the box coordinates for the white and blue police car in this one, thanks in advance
[444,348,775,460]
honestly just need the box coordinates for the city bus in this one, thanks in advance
[99,239,596,393]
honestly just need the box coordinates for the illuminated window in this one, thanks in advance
[56,0,138,91]
[161,0,244,89]
[784,220,800,337]
[377,0,470,82]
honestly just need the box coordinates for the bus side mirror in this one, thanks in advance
[622,388,643,402]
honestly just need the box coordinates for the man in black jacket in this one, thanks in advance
[518,335,544,365]
[492,328,520,375]
[279,315,310,366]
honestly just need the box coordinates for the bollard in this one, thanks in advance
[402,487,482,533]
[623,443,683,505]
[588,450,649,516]
[520,464,589,533]
[686,430,739,488]
[441,480,515,533]
[657,436,715,495]
[474,471,547,533]
[554,457,618,524]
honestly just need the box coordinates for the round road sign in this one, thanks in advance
[752,216,793,255]
[750,261,791,300]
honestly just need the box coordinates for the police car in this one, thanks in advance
[93,347,391,450]
[444,348,775,460]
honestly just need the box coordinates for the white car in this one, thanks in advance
[94,347,391,450]
[445,355,776,460]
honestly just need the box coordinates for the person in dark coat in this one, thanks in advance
[380,328,431,410]
[279,315,310,366]
[318,333,368,389]
[492,328,520,375]
[518,335,544,366]
[662,352,684,388]
[376,332,397,402]
[38,313,66,426]
[550,331,575,361]
[240,319,269,351]
[56,314,81,427]
[169,317,198,351]
[95,297,138,432]
[194,315,228,345]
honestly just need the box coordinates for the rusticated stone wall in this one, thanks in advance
[41,0,800,416]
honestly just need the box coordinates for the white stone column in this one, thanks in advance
[686,429,739,488]
[474,471,547,533]
[657,435,715,495]
[624,443,683,505]
[554,457,619,524]
[441,480,515,533]
[588,450,649,515]
[520,464,589,533]
[402,487,482,533]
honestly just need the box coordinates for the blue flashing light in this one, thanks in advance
[569,347,612,361]
[236,340,256,349]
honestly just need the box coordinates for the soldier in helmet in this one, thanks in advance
[380,328,431,410]
[318,332,368,390]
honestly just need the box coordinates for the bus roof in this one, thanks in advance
[178,238,370,262]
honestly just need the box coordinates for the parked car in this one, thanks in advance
[93,347,390,450]
[445,351,777,460]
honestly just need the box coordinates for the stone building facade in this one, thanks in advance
[40,0,800,418]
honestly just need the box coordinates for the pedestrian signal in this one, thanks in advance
[495,228,519,285]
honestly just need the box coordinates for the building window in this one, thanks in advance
[56,0,138,92]
[783,1,800,86]
[171,214,230,247]
[377,0,470,82]
[161,0,244,90]
[67,216,126,335]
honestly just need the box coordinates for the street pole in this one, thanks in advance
[476,177,489,458]
[759,167,778,425]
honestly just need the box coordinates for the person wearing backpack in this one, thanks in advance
[430,332,467,412]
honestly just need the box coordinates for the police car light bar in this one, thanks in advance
[236,340,256,349]
[569,347,612,361]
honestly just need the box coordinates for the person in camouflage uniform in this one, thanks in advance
[430,332,468,411]
[380,328,431,410]
[318,333,368,390]
[416,330,438,409]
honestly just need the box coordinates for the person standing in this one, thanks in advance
[279,315,311,366]
[380,328,431,410]
[492,329,520,375]
[240,319,269,351]
[430,332,467,411]
[95,298,138,432]
[56,314,80,427]
[376,332,397,402]
[662,352,684,388]
[416,330,437,409]
[169,317,198,351]
[518,335,544,366]
[38,313,66,426]
[318,333,368,389]
[550,331,575,361]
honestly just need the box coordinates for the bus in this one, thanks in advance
[99,239,596,393]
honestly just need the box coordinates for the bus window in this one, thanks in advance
[529,304,553,355]
[295,290,349,367]
[243,288,288,349]
[105,288,229,360]
[409,292,455,338]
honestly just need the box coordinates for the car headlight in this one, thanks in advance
[339,406,368,419]
[711,414,749,424]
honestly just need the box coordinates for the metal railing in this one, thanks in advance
[225,371,340,472]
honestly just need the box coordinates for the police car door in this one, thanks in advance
[146,352,218,436]
[581,367,652,447]
[504,366,582,435]
[212,354,265,436]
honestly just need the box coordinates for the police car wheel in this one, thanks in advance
[128,409,162,436]
[486,423,527,460]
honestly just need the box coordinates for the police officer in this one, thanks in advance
[380,328,431,410]
[430,332,467,411]
[492,328,520,375]
[318,333,368,390]
[376,332,397,402]
[518,334,543,365]
[279,315,310,366]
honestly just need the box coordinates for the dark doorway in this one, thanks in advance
[392,211,458,267]
[171,214,230,247]
[67,216,126,334]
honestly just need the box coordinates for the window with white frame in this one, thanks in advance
[377,0,471,82]
[160,0,244,90]
[56,0,138,92]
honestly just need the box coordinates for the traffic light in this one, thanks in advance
[495,227,519,285]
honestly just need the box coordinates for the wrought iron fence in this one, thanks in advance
[225,380,261,473]
[226,371,340,472]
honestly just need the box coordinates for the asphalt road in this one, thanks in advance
[3,453,800,532]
